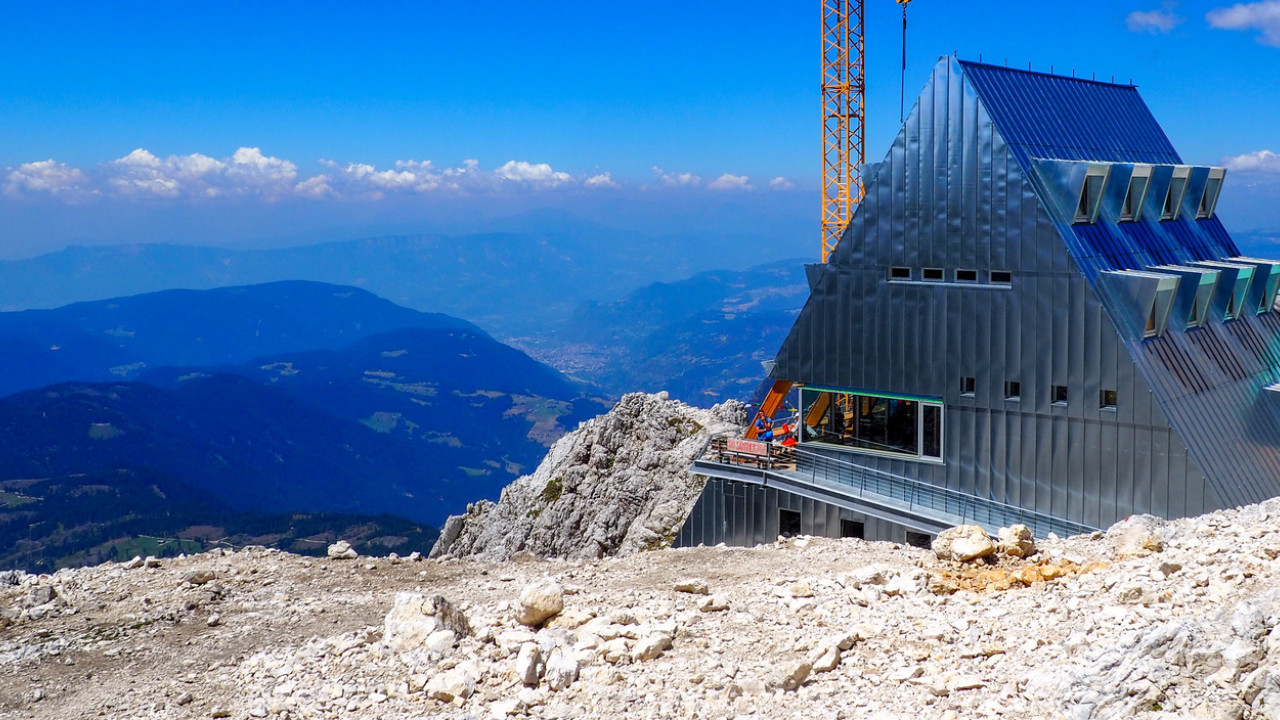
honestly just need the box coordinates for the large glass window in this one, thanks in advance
[799,387,943,461]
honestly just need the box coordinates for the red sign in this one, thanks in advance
[727,438,769,456]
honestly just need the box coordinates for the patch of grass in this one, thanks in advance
[0,491,38,508]
[460,467,491,478]
[540,476,564,504]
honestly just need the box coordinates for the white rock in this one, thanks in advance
[516,579,565,627]
[674,579,710,595]
[426,667,475,704]
[544,648,580,691]
[326,541,358,560]
[997,524,1036,558]
[933,526,997,563]
[515,643,543,686]
[384,593,471,652]
[632,633,673,662]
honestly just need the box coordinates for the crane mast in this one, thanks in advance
[820,0,865,264]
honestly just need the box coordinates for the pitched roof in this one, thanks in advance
[958,61,1182,166]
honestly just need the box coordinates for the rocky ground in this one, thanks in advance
[5,503,1280,720]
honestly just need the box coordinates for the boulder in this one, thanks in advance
[997,524,1036,558]
[515,643,543,686]
[674,579,710,595]
[516,579,564,627]
[544,648,580,691]
[426,667,475,704]
[932,526,997,563]
[632,633,673,662]
[327,541,358,560]
[384,593,472,652]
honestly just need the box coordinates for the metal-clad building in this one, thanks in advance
[678,57,1280,547]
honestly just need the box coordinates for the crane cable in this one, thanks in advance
[899,0,909,125]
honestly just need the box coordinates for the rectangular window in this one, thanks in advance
[1121,165,1152,222]
[799,387,943,461]
[889,266,911,280]
[990,270,1012,284]
[1004,381,1021,401]
[905,531,933,549]
[840,519,866,540]
[1101,389,1118,410]
[1162,167,1191,221]
[923,268,944,281]
[960,376,976,396]
[1052,385,1068,405]
[956,269,978,282]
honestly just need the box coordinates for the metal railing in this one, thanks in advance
[696,434,1096,538]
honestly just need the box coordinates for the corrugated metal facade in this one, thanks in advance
[676,477,911,547]
[765,57,1229,533]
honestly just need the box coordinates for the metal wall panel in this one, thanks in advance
[674,478,924,548]
[768,56,1226,531]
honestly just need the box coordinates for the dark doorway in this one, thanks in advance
[905,531,933,549]
[778,509,802,538]
[840,519,865,539]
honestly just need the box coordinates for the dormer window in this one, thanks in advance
[1074,165,1110,224]
[1121,165,1152,222]
[1197,168,1226,220]
[1162,166,1191,221]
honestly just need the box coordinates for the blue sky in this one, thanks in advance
[2,0,1280,258]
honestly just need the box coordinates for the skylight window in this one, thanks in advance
[1162,166,1191,221]
[1074,165,1111,224]
[1120,165,1152,222]
[1197,168,1226,220]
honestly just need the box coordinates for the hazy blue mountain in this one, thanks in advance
[142,327,609,478]
[0,377,454,518]
[521,259,808,404]
[0,467,437,574]
[0,224,802,336]
[0,281,477,398]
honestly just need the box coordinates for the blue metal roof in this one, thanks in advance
[958,61,1182,166]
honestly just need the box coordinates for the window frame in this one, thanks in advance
[1051,385,1069,406]
[1162,166,1192,222]
[1120,165,1153,223]
[1074,164,1111,225]
[797,386,944,463]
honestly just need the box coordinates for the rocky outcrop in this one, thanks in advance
[430,392,746,561]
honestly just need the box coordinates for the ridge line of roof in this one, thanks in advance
[956,59,1138,89]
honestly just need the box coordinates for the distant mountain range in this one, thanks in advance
[519,259,809,404]
[0,280,477,398]
[0,282,607,571]
[0,226,803,336]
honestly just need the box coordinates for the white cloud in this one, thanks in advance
[104,147,295,199]
[1208,1,1280,46]
[294,174,335,198]
[768,176,797,191]
[585,172,620,188]
[494,160,572,187]
[1127,5,1183,33]
[708,173,754,191]
[3,159,93,198]
[1224,149,1280,172]
[651,166,702,187]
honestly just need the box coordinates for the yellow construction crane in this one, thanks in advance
[749,0,910,439]
[821,0,910,263]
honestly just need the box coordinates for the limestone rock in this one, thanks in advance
[516,579,564,627]
[384,593,471,652]
[426,667,475,704]
[674,579,709,595]
[429,393,747,561]
[632,633,673,662]
[326,541,358,560]
[544,648,580,691]
[997,524,1036,558]
[515,643,543,686]
[932,525,997,563]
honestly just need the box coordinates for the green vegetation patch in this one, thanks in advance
[540,476,564,504]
